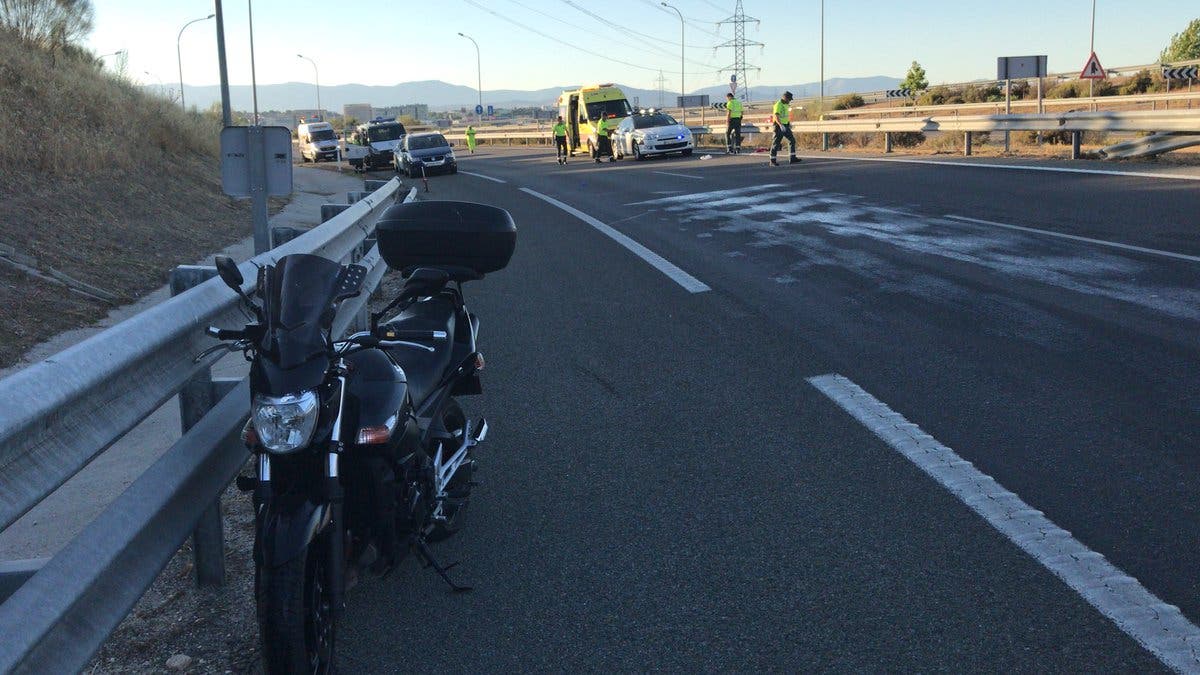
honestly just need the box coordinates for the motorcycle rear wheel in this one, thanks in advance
[257,539,337,674]
[427,399,470,543]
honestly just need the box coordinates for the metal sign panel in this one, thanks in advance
[474,104,483,115]
[997,55,1048,79]
[677,94,710,108]
[220,126,293,198]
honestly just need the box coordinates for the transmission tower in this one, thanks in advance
[717,1,763,101]
[654,70,667,108]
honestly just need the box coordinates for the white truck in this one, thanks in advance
[296,120,339,163]
[345,117,406,171]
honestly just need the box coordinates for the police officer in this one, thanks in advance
[552,115,569,164]
[770,91,800,166]
[465,125,477,154]
[725,92,744,154]
[594,115,615,163]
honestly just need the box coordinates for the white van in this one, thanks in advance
[296,120,339,162]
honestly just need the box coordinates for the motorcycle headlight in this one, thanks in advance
[252,390,319,453]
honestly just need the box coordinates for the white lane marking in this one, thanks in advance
[788,154,1200,182]
[654,171,704,180]
[807,373,1200,673]
[947,215,1200,264]
[519,188,711,294]
[458,170,506,183]
[609,211,652,225]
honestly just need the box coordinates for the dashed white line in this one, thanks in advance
[946,214,1200,264]
[654,171,704,180]
[519,188,711,294]
[458,170,506,183]
[790,154,1200,181]
[807,373,1200,674]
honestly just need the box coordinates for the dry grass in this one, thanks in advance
[0,31,264,368]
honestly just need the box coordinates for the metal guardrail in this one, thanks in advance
[822,90,1199,119]
[0,178,414,673]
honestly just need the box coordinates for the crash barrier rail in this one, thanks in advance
[820,90,1199,119]
[445,109,1200,159]
[0,178,415,672]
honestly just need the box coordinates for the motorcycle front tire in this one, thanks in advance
[258,538,337,674]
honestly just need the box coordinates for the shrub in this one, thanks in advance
[1120,69,1154,95]
[832,93,864,110]
[917,86,950,106]
[962,84,1001,103]
[891,131,926,148]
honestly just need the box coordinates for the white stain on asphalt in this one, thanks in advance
[636,185,1200,322]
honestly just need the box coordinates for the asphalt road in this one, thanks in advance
[339,148,1200,672]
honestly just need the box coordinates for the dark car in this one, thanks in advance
[398,132,458,177]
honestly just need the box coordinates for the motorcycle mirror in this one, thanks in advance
[214,256,244,291]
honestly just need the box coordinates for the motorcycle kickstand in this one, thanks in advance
[414,536,473,593]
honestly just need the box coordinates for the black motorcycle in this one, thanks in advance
[203,200,515,673]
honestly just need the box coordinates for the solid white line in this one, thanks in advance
[654,171,704,180]
[458,170,506,184]
[806,373,1200,673]
[946,215,1200,264]
[789,154,1200,182]
[519,188,711,294]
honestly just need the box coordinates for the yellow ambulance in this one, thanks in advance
[557,84,633,157]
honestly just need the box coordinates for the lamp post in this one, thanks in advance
[297,53,322,119]
[177,13,214,111]
[97,49,126,60]
[660,2,684,105]
[144,70,165,97]
[457,33,482,114]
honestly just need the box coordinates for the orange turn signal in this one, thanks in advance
[357,426,392,445]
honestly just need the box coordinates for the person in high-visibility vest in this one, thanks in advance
[552,116,569,164]
[594,115,615,163]
[769,91,800,166]
[466,125,477,153]
[725,92,744,154]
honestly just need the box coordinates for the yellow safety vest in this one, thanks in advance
[727,98,743,118]
[553,123,567,137]
[772,99,790,124]
[596,118,609,135]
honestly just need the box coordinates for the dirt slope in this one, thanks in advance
[0,30,261,368]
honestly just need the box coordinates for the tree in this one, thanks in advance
[1160,18,1200,62]
[0,0,94,51]
[900,60,928,95]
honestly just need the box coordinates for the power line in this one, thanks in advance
[461,0,676,73]
[557,0,720,63]
[505,0,691,61]
[638,0,722,38]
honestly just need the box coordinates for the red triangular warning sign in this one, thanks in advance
[1080,51,1106,80]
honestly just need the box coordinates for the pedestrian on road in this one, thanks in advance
[770,91,800,166]
[466,125,477,154]
[552,116,569,165]
[725,92,743,154]
[594,115,615,163]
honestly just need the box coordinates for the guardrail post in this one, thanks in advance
[821,132,829,151]
[321,203,352,222]
[169,265,226,587]
[1071,131,1082,160]
[964,132,972,157]
[0,558,47,604]
[884,132,893,153]
[271,225,306,248]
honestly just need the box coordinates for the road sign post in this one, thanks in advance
[997,56,1048,152]
[220,126,293,253]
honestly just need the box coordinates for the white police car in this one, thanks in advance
[613,110,694,160]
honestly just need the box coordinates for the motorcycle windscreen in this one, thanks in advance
[261,253,344,369]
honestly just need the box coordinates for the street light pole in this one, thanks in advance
[820,0,824,103]
[297,53,322,119]
[457,33,482,113]
[177,14,214,111]
[661,2,684,105]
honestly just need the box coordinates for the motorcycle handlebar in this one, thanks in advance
[206,326,245,341]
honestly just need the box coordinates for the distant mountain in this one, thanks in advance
[167,76,901,113]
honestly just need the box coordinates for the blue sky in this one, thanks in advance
[89,1,1197,93]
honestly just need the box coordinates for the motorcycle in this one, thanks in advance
[202,200,516,673]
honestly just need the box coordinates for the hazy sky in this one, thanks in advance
[88,1,1197,93]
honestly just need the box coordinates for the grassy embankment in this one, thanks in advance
[0,30,256,368]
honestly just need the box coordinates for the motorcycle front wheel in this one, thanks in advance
[257,537,337,674]
[427,399,470,543]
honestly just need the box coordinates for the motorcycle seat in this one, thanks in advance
[379,295,457,407]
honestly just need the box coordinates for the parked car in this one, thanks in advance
[613,111,694,160]
[347,117,406,170]
[397,132,458,177]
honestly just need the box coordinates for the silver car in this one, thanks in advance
[613,111,694,161]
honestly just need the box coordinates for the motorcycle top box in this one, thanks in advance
[376,200,516,280]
